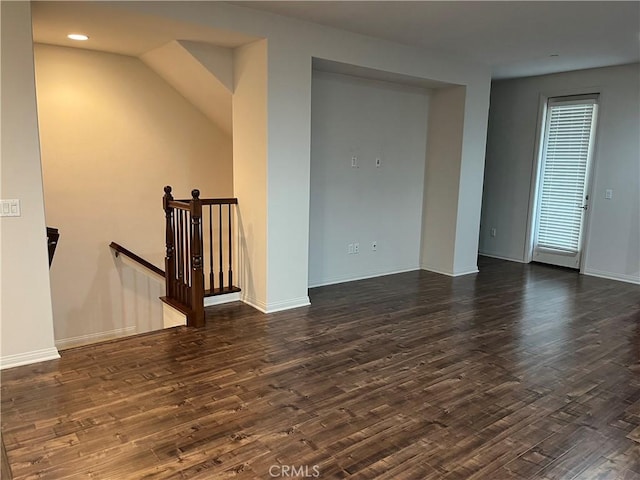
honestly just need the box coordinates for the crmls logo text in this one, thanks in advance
[269,465,321,478]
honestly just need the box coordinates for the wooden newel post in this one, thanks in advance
[163,186,175,299]
[190,189,205,328]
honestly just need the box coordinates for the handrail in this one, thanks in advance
[176,198,238,205]
[168,199,191,210]
[109,242,165,277]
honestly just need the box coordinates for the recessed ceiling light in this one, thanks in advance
[67,34,89,41]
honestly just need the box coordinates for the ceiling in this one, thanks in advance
[31,1,639,80]
[31,2,257,57]
[235,1,640,79]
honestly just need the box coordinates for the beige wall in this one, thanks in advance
[421,86,467,275]
[232,40,268,311]
[34,44,233,347]
[0,3,59,368]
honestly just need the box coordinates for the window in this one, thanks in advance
[533,94,598,268]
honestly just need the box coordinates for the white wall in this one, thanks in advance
[2,1,491,343]
[264,39,314,311]
[480,63,640,283]
[34,44,233,347]
[0,3,59,368]
[119,1,491,307]
[310,70,429,286]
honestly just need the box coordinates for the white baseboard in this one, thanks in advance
[241,294,311,314]
[241,294,268,313]
[55,326,137,350]
[582,268,640,285]
[421,265,479,277]
[0,347,60,370]
[264,297,311,313]
[204,292,241,307]
[478,252,526,263]
[309,267,419,289]
[453,266,480,276]
[478,254,639,285]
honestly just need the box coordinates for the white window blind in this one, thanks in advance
[537,97,597,253]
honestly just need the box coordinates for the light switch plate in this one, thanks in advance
[0,199,21,217]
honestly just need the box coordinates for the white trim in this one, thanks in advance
[478,252,526,264]
[265,297,311,313]
[0,347,60,370]
[582,268,640,285]
[524,93,549,263]
[454,267,479,277]
[55,326,137,350]
[309,267,419,288]
[420,265,453,276]
[241,294,311,314]
[421,265,479,277]
[579,90,606,275]
[241,294,269,313]
[204,292,241,307]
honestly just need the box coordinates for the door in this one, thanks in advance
[532,95,599,269]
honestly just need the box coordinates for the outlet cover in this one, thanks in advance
[0,199,20,217]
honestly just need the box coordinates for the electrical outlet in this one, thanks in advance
[490,228,497,237]
[354,243,360,254]
[371,241,377,251]
[375,157,381,167]
[351,156,358,168]
[605,189,613,199]
[348,243,354,254]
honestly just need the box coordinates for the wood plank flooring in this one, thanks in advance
[2,257,639,479]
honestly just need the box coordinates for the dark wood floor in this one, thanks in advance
[2,257,639,479]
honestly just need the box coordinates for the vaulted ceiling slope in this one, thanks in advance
[31,2,246,135]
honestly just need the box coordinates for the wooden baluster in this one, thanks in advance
[218,205,224,292]
[184,210,190,305]
[175,209,180,302]
[208,205,214,293]
[190,190,205,327]
[163,186,176,299]
[228,204,233,289]
[177,209,184,303]
[185,211,191,300]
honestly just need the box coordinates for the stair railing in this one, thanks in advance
[162,186,238,327]
[46,227,60,266]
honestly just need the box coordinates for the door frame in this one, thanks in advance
[524,86,603,273]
